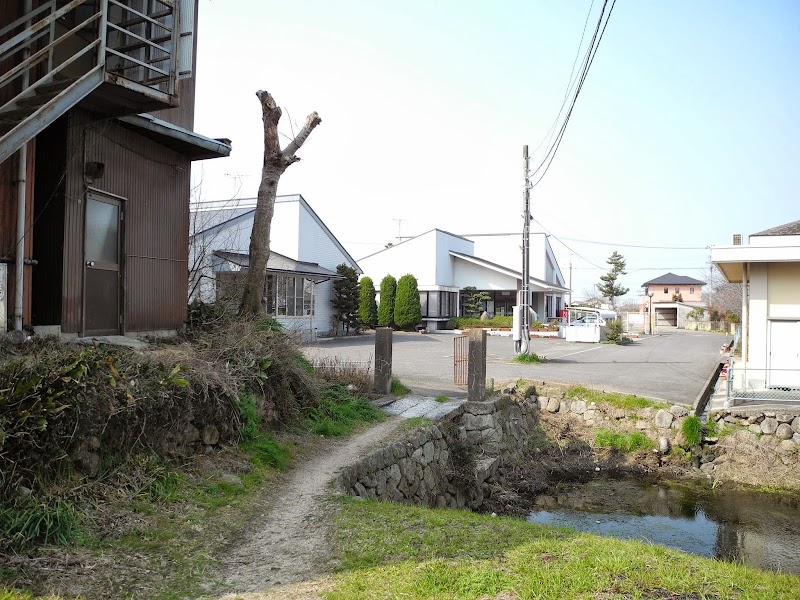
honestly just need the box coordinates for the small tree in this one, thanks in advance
[394,274,422,329]
[460,286,491,318]
[331,264,359,336]
[687,306,705,321]
[597,251,630,308]
[378,275,397,327]
[357,276,378,329]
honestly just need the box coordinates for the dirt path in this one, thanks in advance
[213,417,402,595]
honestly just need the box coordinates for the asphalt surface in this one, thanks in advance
[304,329,729,406]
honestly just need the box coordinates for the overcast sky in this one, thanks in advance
[192,0,798,301]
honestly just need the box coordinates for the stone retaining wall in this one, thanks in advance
[335,396,538,509]
[338,394,800,507]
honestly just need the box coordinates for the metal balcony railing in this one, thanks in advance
[726,366,800,406]
[0,0,180,163]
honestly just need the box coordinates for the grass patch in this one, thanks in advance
[239,393,291,469]
[595,428,655,453]
[434,395,449,403]
[0,499,82,550]
[305,385,384,437]
[399,417,434,430]
[390,376,411,396]
[682,416,720,448]
[682,416,703,447]
[566,385,665,410]
[329,498,799,599]
[512,352,544,364]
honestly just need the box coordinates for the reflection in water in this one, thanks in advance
[526,475,800,574]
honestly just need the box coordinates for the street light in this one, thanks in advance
[647,292,654,335]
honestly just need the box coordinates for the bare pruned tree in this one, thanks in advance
[239,91,321,316]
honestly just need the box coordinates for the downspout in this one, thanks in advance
[14,146,26,331]
[741,263,749,366]
[15,0,33,331]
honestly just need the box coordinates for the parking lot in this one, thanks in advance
[304,329,728,406]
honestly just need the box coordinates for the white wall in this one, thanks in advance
[435,230,473,285]
[465,232,564,286]
[359,230,441,287]
[748,263,769,369]
[452,259,518,290]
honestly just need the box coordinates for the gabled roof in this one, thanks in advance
[450,251,570,293]
[752,219,800,237]
[641,272,706,287]
[213,250,341,280]
[358,228,471,261]
[191,194,361,273]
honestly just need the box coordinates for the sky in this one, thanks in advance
[191,0,799,303]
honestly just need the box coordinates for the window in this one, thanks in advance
[689,287,695,295]
[420,292,429,317]
[675,287,680,294]
[270,275,314,316]
[663,287,668,294]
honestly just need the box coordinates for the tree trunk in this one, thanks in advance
[239,90,321,316]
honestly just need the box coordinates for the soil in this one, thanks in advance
[210,416,403,595]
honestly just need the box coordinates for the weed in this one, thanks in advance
[512,353,544,364]
[595,429,654,453]
[565,385,664,410]
[0,499,81,550]
[305,385,383,437]
[400,417,434,430]
[682,416,703,447]
[312,355,373,394]
[434,395,449,403]
[238,393,290,469]
[390,376,411,396]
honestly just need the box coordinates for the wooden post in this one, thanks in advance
[467,328,487,402]
[374,327,393,395]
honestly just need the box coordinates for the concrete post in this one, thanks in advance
[467,328,487,402]
[374,327,393,395]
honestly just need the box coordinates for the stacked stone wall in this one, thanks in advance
[335,396,538,508]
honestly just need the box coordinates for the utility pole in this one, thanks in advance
[519,145,532,354]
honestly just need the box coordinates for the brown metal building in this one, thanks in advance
[1,1,230,337]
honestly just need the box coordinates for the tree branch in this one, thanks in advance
[282,111,322,161]
[256,90,282,158]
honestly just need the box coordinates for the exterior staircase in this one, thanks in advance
[0,0,185,164]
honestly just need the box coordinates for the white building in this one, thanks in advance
[358,229,568,331]
[711,219,800,400]
[189,195,361,338]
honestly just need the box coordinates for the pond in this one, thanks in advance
[526,474,800,574]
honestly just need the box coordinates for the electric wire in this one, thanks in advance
[530,0,617,188]
[530,0,596,158]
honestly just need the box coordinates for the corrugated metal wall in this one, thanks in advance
[62,109,190,333]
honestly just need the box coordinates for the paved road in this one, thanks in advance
[304,329,729,406]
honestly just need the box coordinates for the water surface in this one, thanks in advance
[527,474,800,574]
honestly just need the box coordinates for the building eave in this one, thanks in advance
[118,113,232,160]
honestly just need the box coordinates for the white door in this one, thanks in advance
[768,321,800,388]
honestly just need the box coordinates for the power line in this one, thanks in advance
[530,0,617,188]
[459,231,707,251]
[530,0,597,158]
[529,216,606,270]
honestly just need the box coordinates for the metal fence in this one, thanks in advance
[726,367,800,405]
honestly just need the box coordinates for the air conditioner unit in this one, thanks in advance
[732,234,742,245]
[0,263,6,333]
